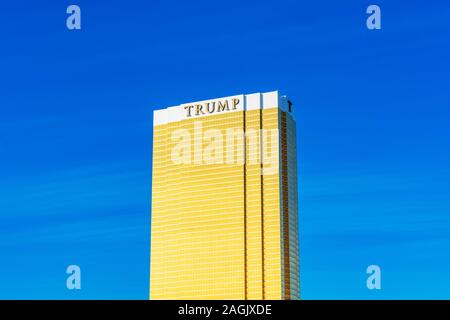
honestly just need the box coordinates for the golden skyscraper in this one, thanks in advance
[150,91,299,300]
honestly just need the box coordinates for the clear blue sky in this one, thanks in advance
[0,0,449,299]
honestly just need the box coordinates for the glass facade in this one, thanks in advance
[150,91,299,300]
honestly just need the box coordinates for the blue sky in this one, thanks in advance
[0,0,449,299]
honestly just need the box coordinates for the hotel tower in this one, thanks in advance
[150,91,299,300]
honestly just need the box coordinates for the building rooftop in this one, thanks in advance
[153,91,291,125]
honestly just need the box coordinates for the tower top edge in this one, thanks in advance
[153,91,293,125]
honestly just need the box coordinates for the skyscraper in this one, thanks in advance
[150,91,299,300]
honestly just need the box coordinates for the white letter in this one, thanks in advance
[366,265,381,289]
[262,129,279,175]
[171,129,192,164]
[193,121,203,165]
[66,5,81,30]
[366,5,381,30]
[245,128,260,165]
[225,128,245,165]
[203,129,223,165]
[66,265,81,290]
